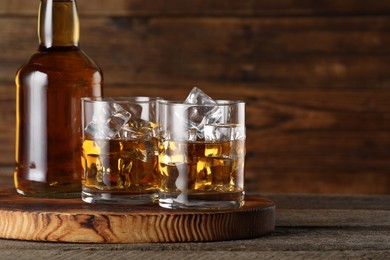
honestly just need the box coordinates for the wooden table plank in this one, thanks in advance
[1,228,390,251]
[0,249,389,260]
[0,193,389,258]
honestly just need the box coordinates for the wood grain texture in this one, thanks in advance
[0,0,389,194]
[0,192,389,259]
[1,16,389,88]
[0,186,275,243]
[2,86,390,194]
[1,0,390,16]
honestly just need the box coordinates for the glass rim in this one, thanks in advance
[158,99,245,106]
[81,96,161,104]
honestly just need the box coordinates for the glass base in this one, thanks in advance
[15,186,81,199]
[16,189,81,199]
[82,189,158,204]
[158,191,245,210]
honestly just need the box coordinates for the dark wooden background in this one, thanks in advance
[0,0,389,194]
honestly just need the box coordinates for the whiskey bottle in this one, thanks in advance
[15,0,103,197]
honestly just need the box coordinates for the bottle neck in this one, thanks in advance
[38,0,80,48]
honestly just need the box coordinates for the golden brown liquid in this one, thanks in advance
[81,135,160,194]
[14,0,103,197]
[159,140,245,194]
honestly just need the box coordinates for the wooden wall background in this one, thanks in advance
[0,0,389,194]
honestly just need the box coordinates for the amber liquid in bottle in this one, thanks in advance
[15,0,103,197]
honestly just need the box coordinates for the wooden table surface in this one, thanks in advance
[0,181,389,259]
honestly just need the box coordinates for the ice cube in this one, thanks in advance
[183,87,222,138]
[84,102,132,139]
[114,101,143,119]
[204,124,246,141]
[187,128,198,141]
[118,118,158,140]
[120,137,157,163]
[118,124,143,140]
[118,118,159,162]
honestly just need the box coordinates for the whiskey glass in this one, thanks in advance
[157,99,246,209]
[81,97,160,204]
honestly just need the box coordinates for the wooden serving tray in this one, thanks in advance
[0,187,275,243]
